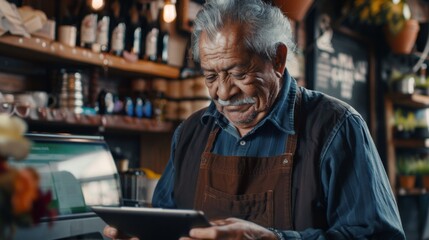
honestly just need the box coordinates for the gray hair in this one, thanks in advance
[191,0,296,64]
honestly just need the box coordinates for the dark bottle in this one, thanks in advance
[125,1,143,57]
[157,6,169,63]
[109,0,126,56]
[112,94,124,115]
[130,78,153,118]
[144,2,159,61]
[95,3,110,53]
[58,1,82,45]
[58,1,82,28]
[111,147,129,173]
[124,97,134,117]
[153,91,167,122]
[158,30,169,63]
[137,3,149,59]
[97,89,114,115]
[80,1,98,49]
[135,97,144,118]
[142,90,153,118]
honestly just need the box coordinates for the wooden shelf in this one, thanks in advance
[24,108,173,134]
[387,93,429,108]
[0,35,180,79]
[394,138,429,148]
[397,187,429,196]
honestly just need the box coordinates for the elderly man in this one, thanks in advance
[105,0,405,239]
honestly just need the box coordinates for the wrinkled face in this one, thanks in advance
[199,24,285,133]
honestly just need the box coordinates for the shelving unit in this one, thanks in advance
[0,34,180,134]
[0,34,179,173]
[385,93,429,195]
[0,35,180,79]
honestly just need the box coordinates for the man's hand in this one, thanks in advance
[179,218,278,240]
[102,225,139,240]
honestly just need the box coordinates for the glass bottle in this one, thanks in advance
[157,5,169,63]
[125,1,143,57]
[80,1,98,49]
[58,1,81,47]
[137,2,149,59]
[124,97,134,117]
[109,0,126,56]
[144,2,159,62]
[153,91,167,121]
[95,2,110,53]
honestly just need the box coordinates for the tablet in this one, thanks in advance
[92,206,211,239]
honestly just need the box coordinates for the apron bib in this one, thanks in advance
[193,91,301,229]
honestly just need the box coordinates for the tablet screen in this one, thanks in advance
[92,206,211,239]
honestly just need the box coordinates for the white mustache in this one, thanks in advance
[216,97,255,106]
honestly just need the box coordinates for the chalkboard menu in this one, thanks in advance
[313,28,370,123]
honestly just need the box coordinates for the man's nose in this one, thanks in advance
[217,75,233,100]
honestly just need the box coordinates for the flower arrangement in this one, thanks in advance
[343,0,412,34]
[0,114,55,239]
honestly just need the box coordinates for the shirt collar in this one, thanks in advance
[201,70,298,135]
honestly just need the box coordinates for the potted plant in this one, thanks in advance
[393,108,416,139]
[397,157,417,191]
[343,0,420,54]
[415,158,429,190]
[413,109,429,139]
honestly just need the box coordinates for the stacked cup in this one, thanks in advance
[58,70,84,114]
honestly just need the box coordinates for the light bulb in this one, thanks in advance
[163,3,177,23]
[90,0,104,11]
[403,3,411,20]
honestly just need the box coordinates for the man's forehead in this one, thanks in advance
[200,31,228,51]
[200,29,247,57]
[199,23,244,46]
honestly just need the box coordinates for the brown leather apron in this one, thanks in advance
[193,91,301,229]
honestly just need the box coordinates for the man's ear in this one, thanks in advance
[273,43,287,75]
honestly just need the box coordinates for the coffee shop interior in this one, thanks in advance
[0,0,428,239]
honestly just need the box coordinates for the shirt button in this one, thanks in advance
[240,140,246,146]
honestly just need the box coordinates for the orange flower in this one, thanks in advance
[11,168,39,215]
[0,160,8,173]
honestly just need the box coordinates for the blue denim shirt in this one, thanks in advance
[153,73,405,239]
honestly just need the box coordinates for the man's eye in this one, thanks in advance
[205,74,217,82]
[232,73,245,80]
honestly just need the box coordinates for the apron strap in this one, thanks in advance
[285,87,302,155]
[203,126,219,153]
[283,87,302,229]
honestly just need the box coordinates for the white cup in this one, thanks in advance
[14,93,37,108]
[13,93,36,118]
[28,91,56,108]
[58,25,77,47]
